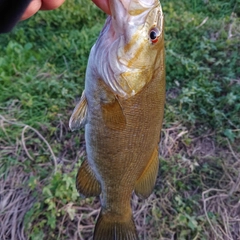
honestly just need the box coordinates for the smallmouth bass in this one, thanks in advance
[69,0,165,239]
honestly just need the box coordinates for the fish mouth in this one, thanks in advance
[109,0,161,34]
[108,0,163,66]
[110,0,158,14]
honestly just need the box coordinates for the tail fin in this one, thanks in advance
[93,210,138,240]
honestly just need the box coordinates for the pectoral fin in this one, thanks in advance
[69,90,88,131]
[101,98,126,130]
[134,148,159,199]
[99,79,126,130]
[76,159,101,197]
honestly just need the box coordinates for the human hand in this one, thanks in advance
[21,0,66,20]
[92,0,111,15]
[21,0,111,20]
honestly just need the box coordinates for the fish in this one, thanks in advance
[69,0,165,239]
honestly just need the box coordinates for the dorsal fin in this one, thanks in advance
[69,90,88,131]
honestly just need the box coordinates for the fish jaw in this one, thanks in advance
[109,0,163,60]
[92,0,164,98]
[110,0,160,28]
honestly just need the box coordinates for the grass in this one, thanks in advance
[0,0,239,239]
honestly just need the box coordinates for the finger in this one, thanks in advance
[41,0,65,10]
[21,0,42,20]
[92,0,111,15]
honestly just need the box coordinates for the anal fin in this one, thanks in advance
[76,159,101,197]
[134,148,159,199]
[69,90,88,131]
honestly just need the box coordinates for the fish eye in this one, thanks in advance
[149,28,160,44]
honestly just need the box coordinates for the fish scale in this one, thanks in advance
[69,0,165,239]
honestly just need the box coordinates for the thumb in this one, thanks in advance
[21,0,42,20]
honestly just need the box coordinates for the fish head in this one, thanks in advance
[94,0,164,97]
[110,0,164,63]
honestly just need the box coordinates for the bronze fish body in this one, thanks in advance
[69,0,165,239]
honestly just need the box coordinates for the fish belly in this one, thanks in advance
[85,66,165,211]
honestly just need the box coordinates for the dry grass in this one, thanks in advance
[159,124,240,240]
[1,114,240,240]
[0,165,35,240]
